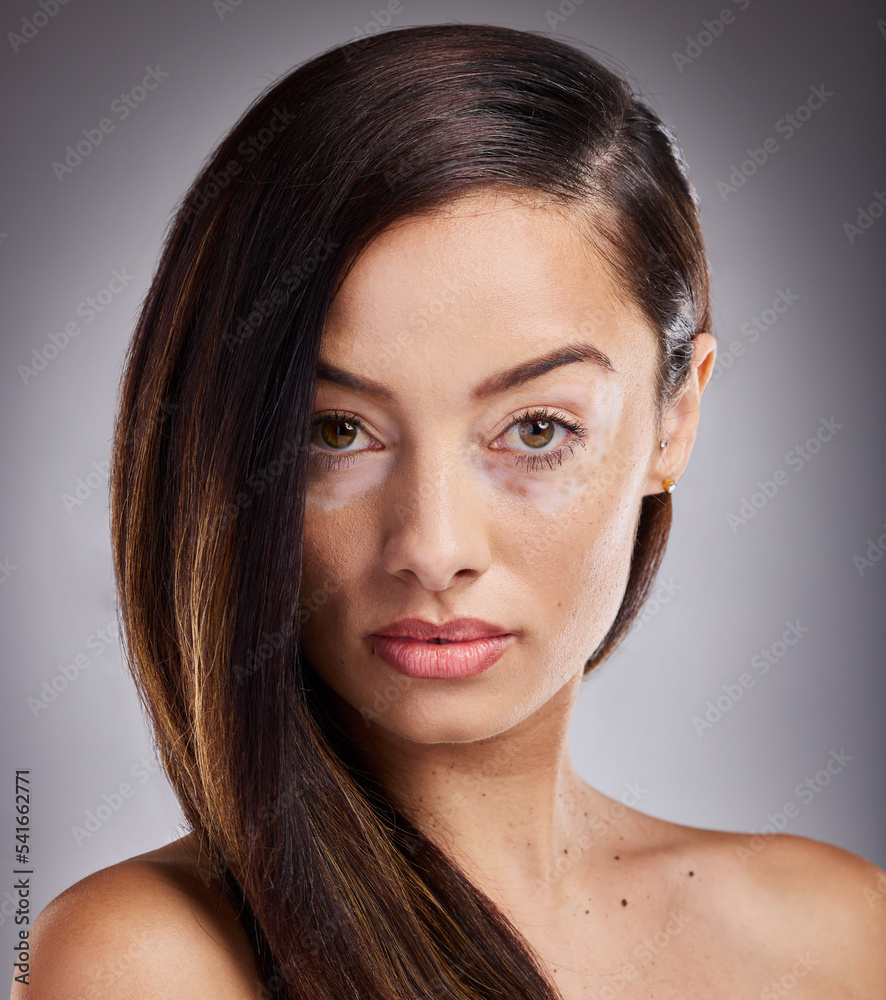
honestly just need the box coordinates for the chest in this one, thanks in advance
[507,904,837,1000]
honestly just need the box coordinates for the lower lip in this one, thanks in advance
[370,634,517,679]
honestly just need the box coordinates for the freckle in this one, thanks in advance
[585,910,589,914]
[621,899,627,906]
[614,856,619,860]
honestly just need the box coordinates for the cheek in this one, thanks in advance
[495,398,647,584]
[298,506,369,658]
[305,458,379,512]
[480,383,626,515]
[501,474,641,671]
[497,427,649,669]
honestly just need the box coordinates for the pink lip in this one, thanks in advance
[369,617,517,679]
[371,616,512,642]
[370,634,517,679]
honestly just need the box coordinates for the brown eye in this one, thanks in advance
[516,418,555,449]
[308,410,380,470]
[315,417,359,450]
[497,408,588,473]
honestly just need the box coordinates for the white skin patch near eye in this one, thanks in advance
[304,377,623,517]
[477,381,624,515]
[296,186,679,750]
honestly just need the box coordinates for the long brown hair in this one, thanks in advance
[110,22,712,999]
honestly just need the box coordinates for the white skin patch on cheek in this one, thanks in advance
[478,381,625,515]
[305,458,381,512]
[304,385,630,520]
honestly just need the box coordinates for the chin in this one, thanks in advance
[361,674,548,747]
[385,704,516,745]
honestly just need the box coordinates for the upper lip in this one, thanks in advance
[370,617,512,642]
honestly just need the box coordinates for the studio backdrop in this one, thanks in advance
[1,0,884,956]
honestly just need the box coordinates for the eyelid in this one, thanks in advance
[496,407,588,472]
[494,407,586,447]
[310,409,378,444]
[308,406,588,471]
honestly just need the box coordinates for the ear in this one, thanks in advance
[643,332,717,496]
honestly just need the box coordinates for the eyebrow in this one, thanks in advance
[316,341,616,402]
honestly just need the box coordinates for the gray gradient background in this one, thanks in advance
[1,0,884,957]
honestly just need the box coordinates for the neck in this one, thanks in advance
[318,669,611,914]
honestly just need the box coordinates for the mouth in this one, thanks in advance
[368,616,517,679]
[369,632,516,679]
[370,616,512,643]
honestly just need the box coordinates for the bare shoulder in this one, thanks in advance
[659,816,886,996]
[10,833,266,999]
[726,829,886,946]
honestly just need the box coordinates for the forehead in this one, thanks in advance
[320,188,658,386]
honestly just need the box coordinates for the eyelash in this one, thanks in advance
[308,407,588,473]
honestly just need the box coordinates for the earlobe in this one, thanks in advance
[643,332,717,496]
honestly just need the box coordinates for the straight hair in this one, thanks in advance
[110,21,712,999]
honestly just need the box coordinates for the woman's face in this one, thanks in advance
[299,187,672,744]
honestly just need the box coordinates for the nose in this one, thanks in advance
[380,443,492,592]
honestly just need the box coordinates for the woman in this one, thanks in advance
[16,22,884,1000]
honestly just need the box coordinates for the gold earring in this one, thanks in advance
[660,441,677,493]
